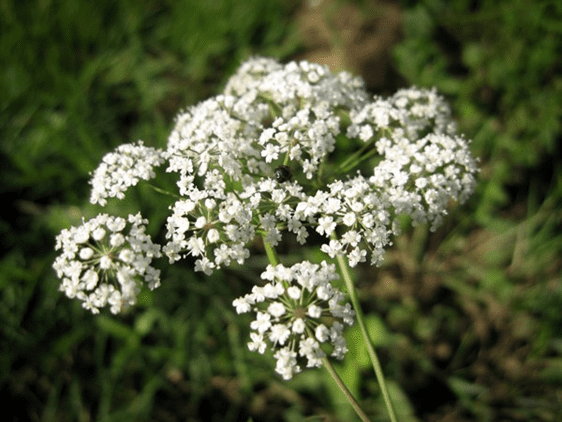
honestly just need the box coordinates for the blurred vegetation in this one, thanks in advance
[394,0,562,220]
[1,0,303,421]
[1,0,561,421]
[387,0,562,420]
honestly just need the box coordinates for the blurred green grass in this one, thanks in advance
[2,0,562,421]
[387,0,562,420]
[1,0,303,421]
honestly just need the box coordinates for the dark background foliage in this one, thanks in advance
[1,0,561,421]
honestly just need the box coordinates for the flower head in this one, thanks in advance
[158,57,478,274]
[53,213,162,314]
[233,261,354,380]
[90,141,165,206]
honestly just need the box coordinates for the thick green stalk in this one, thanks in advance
[262,237,279,266]
[334,250,398,422]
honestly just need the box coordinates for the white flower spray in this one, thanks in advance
[233,261,354,380]
[53,56,479,422]
[53,213,161,314]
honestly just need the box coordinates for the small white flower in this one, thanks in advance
[261,143,280,163]
[92,227,106,241]
[316,216,336,236]
[341,230,361,247]
[207,228,220,243]
[299,337,325,368]
[195,216,207,229]
[187,237,205,256]
[194,257,215,275]
[82,269,98,290]
[110,233,125,247]
[342,212,356,226]
[99,255,112,270]
[274,347,300,380]
[250,312,271,334]
[307,304,322,318]
[269,324,291,345]
[106,217,126,232]
[292,318,305,334]
[74,228,90,244]
[320,239,343,258]
[268,302,286,318]
[316,284,333,300]
[315,324,330,343]
[416,177,428,189]
[347,247,367,267]
[325,198,341,214]
[248,332,267,354]
[79,247,94,260]
[233,297,252,314]
[263,282,284,299]
[287,286,301,300]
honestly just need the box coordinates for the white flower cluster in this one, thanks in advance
[155,58,478,272]
[58,56,478,313]
[164,57,367,191]
[53,213,161,314]
[53,57,480,384]
[90,141,165,206]
[161,178,311,274]
[233,261,354,380]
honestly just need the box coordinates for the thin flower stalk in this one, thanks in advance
[322,356,372,422]
[335,244,398,422]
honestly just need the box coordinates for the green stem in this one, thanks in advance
[333,240,398,422]
[322,356,372,422]
[262,237,279,266]
[145,182,181,199]
[341,147,382,173]
[338,138,375,171]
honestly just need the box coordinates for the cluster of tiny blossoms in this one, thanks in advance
[233,261,354,380]
[53,57,478,379]
[70,57,477,275]
[157,58,475,274]
[53,213,161,314]
[90,141,165,206]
